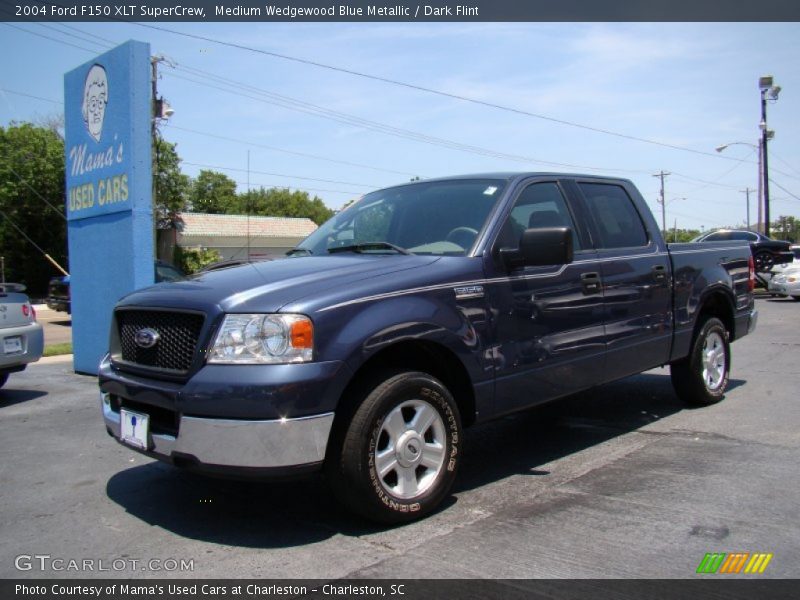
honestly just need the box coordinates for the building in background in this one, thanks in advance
[161,212,318,261]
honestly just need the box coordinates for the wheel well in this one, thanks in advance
[337,340,477,428]
[697,291,735,340]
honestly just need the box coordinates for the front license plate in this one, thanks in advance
[3,336,22,354]
[120,409,149,450]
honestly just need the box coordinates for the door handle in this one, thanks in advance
[652,264,667,283]
[581,272,602,295]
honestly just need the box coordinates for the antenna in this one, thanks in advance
[247,150,251,260]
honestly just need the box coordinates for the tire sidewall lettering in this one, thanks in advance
[365,381,460,514]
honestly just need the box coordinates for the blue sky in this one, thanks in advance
[1,21,799,232]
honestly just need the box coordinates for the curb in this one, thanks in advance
[36,354,74,365]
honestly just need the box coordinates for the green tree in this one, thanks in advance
[663,228,702,243]
[0,123,67,295]
[771,216,799,242]
[236,187,334,225]
[189,169,237,214]
[174,245,221,274]
[153,136,190,228]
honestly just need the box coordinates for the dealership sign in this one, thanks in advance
[64,41,154,374]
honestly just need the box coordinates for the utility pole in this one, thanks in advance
[740,188,754,231]
[653,171,670,235]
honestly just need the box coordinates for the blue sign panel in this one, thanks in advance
[64,41,154,374]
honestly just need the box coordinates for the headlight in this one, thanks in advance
[209,314,313,364]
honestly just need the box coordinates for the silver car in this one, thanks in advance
[0,283,44,388]
[768,264,800,301]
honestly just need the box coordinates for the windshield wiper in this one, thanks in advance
[327,242,413,255]
[286,247,313,256]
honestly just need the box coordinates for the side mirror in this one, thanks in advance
[500,227,574,269]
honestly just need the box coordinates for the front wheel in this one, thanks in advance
[326,371,462,524]
[670,317,730,406]
[0,372,8,389]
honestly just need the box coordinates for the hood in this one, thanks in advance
[116,254,440,314]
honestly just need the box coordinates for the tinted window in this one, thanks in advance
[497,182,581,251]
[728,231,758,241]
[298,179,506,256]
[579,183,648,249]
[704,232,730,241]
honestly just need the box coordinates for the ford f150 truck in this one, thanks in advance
[99,173,757,523]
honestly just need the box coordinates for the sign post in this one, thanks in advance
[64,41,154,374]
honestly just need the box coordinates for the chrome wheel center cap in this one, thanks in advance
[396,431,424,468]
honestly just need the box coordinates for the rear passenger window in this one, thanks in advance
[579,183,648,249]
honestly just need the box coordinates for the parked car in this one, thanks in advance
[1,283,44,389]
[759,244,799,287]
[47,261,185,314]
[768,264,800,300]
[692,229,793,272]
[99,173,756,523]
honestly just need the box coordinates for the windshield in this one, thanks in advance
[296,179,507,256]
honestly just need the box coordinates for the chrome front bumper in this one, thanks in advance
[101,392,334,469]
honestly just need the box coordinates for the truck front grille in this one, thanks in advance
[116,309,205,373]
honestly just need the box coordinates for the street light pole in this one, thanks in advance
[759,75,780,238]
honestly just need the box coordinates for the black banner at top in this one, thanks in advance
[5,0,800,22]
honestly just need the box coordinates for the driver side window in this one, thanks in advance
[497,182,581,251]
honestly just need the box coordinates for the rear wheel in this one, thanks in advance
[326,371,462,523]
[754,251,775,272]
[670,317,730,406]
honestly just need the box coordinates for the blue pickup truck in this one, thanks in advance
[99,173,757,523]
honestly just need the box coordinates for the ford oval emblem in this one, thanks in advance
[134,328,160,349]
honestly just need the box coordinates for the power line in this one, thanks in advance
[129,21,757,162]
[229,178,360,196]
[0,88,61,106]
[7,19,800,202]
[769,179,800,202]
[165,65,650,175]
[4,165,67,221]
[0,22,99,54]
[182,161,377,188]
[167,124,418,177]
[0,209,69,276]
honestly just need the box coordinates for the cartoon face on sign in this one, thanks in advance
[82,64,108,142]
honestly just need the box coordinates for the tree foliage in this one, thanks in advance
[174,245,221,274]
[236,187,334,225]
[771,216,799,242]
[153,136,190,228]
[189,169,237,214]
[0,123,67,295]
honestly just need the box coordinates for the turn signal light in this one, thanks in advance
[290,318,314,349]
[748,256,755,292]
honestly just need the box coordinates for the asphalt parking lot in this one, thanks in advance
[1,296,798,580]
[35,305,72,346]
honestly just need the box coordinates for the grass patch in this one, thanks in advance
[43,342,72,357]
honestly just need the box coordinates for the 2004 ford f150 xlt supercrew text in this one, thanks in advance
[99,173,757,522]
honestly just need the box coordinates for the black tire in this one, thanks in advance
[670,317,730,406]
[0,372,7,389]
[326,371,462,524]
[792,296,800,302]
[754,251,775,273]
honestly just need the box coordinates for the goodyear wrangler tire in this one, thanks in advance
[327,371,461,524]
[670,317,730,407]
